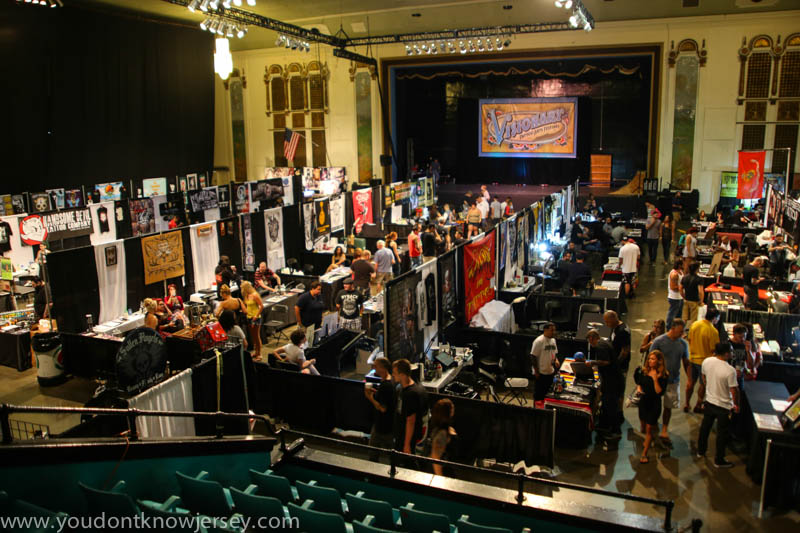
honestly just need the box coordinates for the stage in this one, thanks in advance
[436,183,616,212]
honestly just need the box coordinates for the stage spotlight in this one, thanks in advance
[237,26,247,38]
[188,0,201,11]
[222,1,231,8]
[200,17,211,30]
[564,0,573,9]
[486,39,493,51]
[459,40,466,54]
[199,0,210,13]
[275,34,284,46]
[209,0,219,10]
[503,38,511,47]
[225,23,235,38]
[569,13,579,27]
[233,0,242,6]
[247,0,256,5]
[584,21,592,31]
[554,0,563,7]
[439,42,446,54]
[477,39,485,52]
[405,44,412,55]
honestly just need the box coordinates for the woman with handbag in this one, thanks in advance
[639,320,665,364]
[635,350,668,464]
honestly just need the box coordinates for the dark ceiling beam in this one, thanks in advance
[344,23,578,47]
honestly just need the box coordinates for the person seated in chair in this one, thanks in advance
[567,252,593,296]
[556,250,573,291]
[275,329,319,375]
[254,261,281,294]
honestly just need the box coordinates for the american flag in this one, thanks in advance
[284,127,300,163]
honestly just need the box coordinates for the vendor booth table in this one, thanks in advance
[544,358,600,449]
[742,380,800,514]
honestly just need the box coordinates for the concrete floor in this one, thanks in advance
[1,256,798,531]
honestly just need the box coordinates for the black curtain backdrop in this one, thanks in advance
[0,3,214,193]
[48,245,99,333]
[391,55,652,185]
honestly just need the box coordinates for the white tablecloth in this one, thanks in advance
[93,311,146,335]
[469,300,515,333]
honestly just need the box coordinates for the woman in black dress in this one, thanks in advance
[636,350,668,464]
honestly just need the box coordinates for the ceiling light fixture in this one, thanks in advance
[201,16,249,39]
[188,0,201,11]
[214,37,233,80]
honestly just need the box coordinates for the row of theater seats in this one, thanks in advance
[2,468,530,533]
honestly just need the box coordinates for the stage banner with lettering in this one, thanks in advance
[737,151,765,199]
[463,230,496,323]
[479,97,577,158]
[352,188,373,234]
[141,231,185,285]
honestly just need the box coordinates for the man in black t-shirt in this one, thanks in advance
[587,329,623,436]
[294,281,325,346]
[742,256,765,310]
[335,278,364,332]
[421,224,441,263]
[392,358,428,454]
[350,250,375,295]
[566,252,592,295]
[32,277,50,320]
[364,357,396,460]
[680,262,704,323]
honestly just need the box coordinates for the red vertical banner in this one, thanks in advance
[737,151,765,200]
[352,188,373,234]
[463,230,496,323]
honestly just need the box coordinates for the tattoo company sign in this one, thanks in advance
[479,97,577,158]
[20,208,94,244]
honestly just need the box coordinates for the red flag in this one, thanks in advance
[737,151,765,199]
[352,188,373,234]
[463,230,496,323]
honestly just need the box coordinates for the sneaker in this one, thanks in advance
[713,459,734,468]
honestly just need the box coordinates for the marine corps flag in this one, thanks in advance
[737,151,765,200]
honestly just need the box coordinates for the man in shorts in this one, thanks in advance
[649,318,690,446]
[618,237,640,298]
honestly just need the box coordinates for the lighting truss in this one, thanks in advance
[405,35,511,56]
[200,14,248,38]
[163,0,594,48]
[17,0,63,7]
[275,34,311,52]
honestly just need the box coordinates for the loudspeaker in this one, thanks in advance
[380,154,392,167]
[370,178,382,187]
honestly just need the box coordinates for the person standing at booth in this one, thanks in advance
[645,210,662,266]
[680,262,704,325]
[531,323,560,405]
[618,237,640,298]
[666,259,684,328]
[686,308,721,414]
[421,224,441,264]
[587,329,622,438]
[364,357,396,460]
[408,224,423,267]
[392,358,429,455]
[683,227,698,271]
[241,281,263,361]
[336,278,364,332]
[696,342,739,468]
[295,281,325,347]
[373,240,395,293]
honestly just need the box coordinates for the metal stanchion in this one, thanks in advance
[758,438,772,519]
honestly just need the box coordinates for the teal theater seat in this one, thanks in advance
[399,503,454,533]
[287,500,350,533]
[78,480,140,518]
[457,515,516,533]
[229,485,288,523]
[353,515,397,533]
[0,491,69,533]
[175,471,233,517]
[248,469,298,504]
[345,492,398,530]
[295,480,346,515]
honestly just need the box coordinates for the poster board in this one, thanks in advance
[141,231,185,285]
[479,97,578,158]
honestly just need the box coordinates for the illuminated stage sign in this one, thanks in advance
[479,98,577,158]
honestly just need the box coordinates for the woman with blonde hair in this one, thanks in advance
[635,350,668,464]
[240,281,263,360]
[143,298,159,330]
[214,284,246,317]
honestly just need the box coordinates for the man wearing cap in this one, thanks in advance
[618,237,640,297]
[335,278,364,332]
[645,209,662,265]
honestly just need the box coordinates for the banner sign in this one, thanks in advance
[479,97,577,158]
[384,271,423,361]
[385,181,412,207]
[314,198,330,236]
[141,231,185,285]
[737,151,766,199]
[352,188,373,234]
[142,178,167,198]
[189,187,219,211]
[264,207,285,271]
[720,171,738,199]
[330,194,345,233]
[463,230,496,323]
[20,208,93,244]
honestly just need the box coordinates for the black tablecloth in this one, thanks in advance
[758,361,800,393]
[0,330,32,371]
[743,380,800,511]
[524,290,625,329]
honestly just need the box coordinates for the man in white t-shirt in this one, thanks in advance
[618,237,640,297]
[275,329,320,375]
[697,342,739,468]
[477,196,490,230]
[531,322,560,404]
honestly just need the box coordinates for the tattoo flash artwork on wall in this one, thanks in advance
[264,207,285,271]
[385,271,423,362]
[479,98,578,158]
[330,194,345,233]
[129,199,155,237]
[140,231,186,285]
[303,202,314,251]
[352,188,373,234]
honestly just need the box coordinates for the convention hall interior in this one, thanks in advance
[1,1,800,532]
